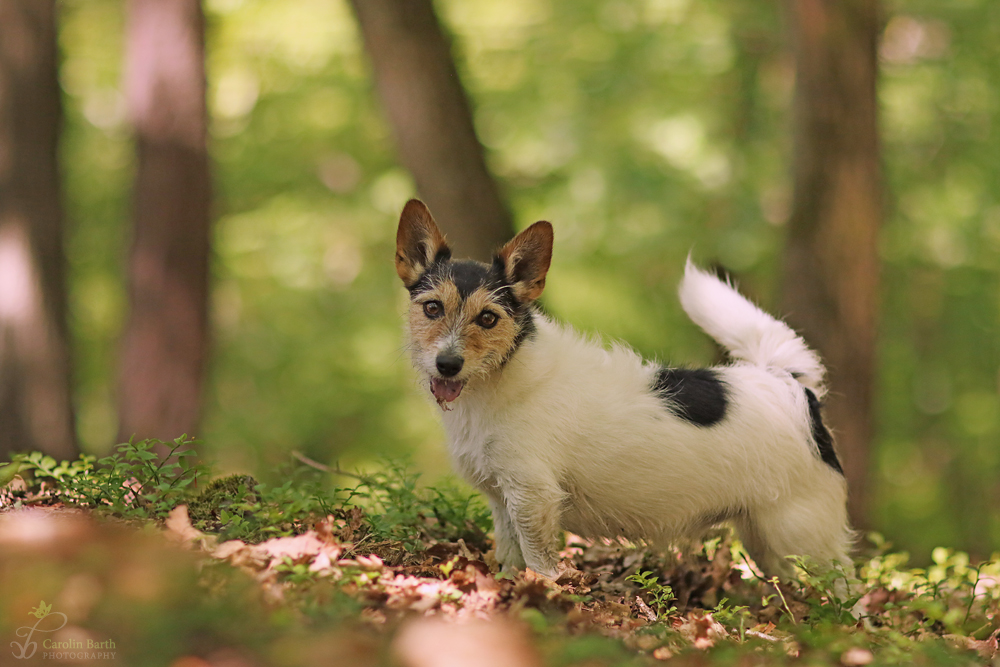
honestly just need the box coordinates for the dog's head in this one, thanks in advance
[395,200,552,407]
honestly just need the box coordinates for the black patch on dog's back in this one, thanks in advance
[651,367,728,427]
[805,388,843,474]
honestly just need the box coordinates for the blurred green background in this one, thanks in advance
[61,0,1000,558]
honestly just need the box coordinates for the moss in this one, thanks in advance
[187,474,259,532]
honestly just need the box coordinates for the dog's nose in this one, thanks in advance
[436,353,464,377]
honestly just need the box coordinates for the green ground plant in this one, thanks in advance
[2,442,999,666]
[626,570,678,619]
[8,436,204,519]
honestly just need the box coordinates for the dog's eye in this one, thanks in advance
[476,311,498,329]
[423,301,444,319]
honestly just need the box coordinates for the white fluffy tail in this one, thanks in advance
[678,259,826,398]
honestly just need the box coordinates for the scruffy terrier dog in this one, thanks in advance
[395,199,851,580]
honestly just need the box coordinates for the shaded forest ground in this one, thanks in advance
[1,440,998,666]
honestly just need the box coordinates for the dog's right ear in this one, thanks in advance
[396,199,450,287]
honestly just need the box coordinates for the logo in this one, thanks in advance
[10,601,116,661]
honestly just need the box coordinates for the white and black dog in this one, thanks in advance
[395,199,852,579]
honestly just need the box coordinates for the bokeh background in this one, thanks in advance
[26,0,1000,559]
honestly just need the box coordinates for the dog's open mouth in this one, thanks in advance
[430,378,464,408]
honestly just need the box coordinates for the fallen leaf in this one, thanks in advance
[653,646,673,660]
[634,596,657,623]
[165,506,211,548]
[677,611,727,650]
[393,618,542,667]
[840,646,874,666]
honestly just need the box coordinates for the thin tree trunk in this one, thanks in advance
[350,0,514,261]
[118,0,211,444]
[783,0,882,528]
[0,0,78,459]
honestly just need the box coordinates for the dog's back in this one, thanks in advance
[450,310,850,578]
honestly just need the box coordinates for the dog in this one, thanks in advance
[395,199,852,580]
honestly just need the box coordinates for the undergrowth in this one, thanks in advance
[2,440,1000,666]
[0,437,492,548]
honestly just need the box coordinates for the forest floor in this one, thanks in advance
[1,439,998,667]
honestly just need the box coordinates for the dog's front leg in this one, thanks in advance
[487,497,526,572]
[501,481,564,579]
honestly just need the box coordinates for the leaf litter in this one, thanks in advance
[3,443,1000,665]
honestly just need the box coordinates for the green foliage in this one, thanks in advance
[10,436,204,519]
[710,597,752,641]
[186,470,343,543]
[342,459,493,550]
[626,569,677,618]
[788,557,862,625]
[5,450,1000,664]
[3,444,492,553]
[0,460,23,487]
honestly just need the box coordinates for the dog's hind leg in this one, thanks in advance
[733,513,795,580]
[737,480,852,581]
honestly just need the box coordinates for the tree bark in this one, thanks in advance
[0,0,78,459]
[783,0,882,528]
[350,0,514,261]
[118,0,211,444]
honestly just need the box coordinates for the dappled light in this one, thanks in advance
[2,0,1000,663]
[48,0,1000,558]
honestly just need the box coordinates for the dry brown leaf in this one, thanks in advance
[212,540,249,560]
[393,618,542,667]
[554,565,588,587]
[483,549,500,574]
[0,507,93,553]
[677,611,727,650]
[356,554,385,571]
[258,531,340,565]
[634,596,658,622]
[653,646,673,660]
[632,633,661,651]
[745,629,781,643]
[944,632,999,660]
[165,505,212,548]
[840,646,874,666]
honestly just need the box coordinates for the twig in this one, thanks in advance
[290,451,364,480]
[769,576,797,625]
[739,553,769,584]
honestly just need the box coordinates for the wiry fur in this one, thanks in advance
[396,200,852,580]
[679,258,827,399]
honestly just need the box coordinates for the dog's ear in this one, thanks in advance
[396,199,450,287]
[496,221,553,302]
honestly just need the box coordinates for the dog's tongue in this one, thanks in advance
[431,378,464,404]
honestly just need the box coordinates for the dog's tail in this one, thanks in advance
[678,258,826,398]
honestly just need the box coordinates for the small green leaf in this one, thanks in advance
[0,461,23,487]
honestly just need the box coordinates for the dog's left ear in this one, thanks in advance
[496,221,553,302]
[396,199,450,287]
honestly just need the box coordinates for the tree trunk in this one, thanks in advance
[0,0,78,460]
[118,0,211,445]
[350,0,514,261]
[782,0,882,528]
